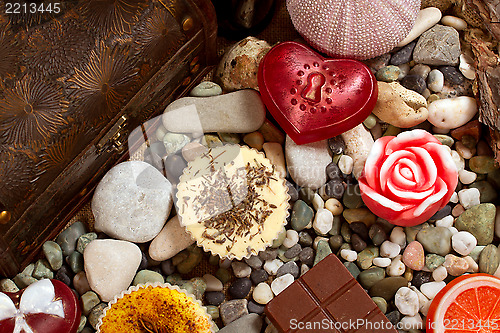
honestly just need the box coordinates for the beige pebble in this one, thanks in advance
[455,142,475,159]
[325,198,343,216]
[243,131,265,150]
[459,54,476,80]
[443,254,469,276]
[341,124,374,179]
[373,82,428,128]
[441,15,467,30]
[452,204,465,217]
[370,122,383,140]
[388,82,427,109]
[464,256,479,273]
[263,142,286,178]
[149,216,195,261]
[432,266,447,281]
[182,141,208,162]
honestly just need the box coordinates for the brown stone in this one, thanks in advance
[450,119,482,141]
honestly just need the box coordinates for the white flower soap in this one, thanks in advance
[176,145,289,259]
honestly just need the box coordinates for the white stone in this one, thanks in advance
[340,249,358,262]
[395,287,420,316]
[380,241,401,258]
[390,227,406,248]
[410,286,430,312]
[182,141,208,162]
[83,239,142,302]
[458,169,477,185]
[459,54,476,80]
[398,7,443,47]
[338,155,354,175]
[373,257,392,267]
[450,192,459,203]
[456,142,475,160]
[313,209,334,235]
[341,124,374,179]
[253,282,274,304]
[285,136,331,189]
[427,97,478,129]
[432,266,448,282]
[452,231,477,255]
[399,314,424,330]
[162,90,266,133]
[449,226,459,235]
[420,281,446,299]
[203,274,223,292]
[464,256,479,273]
[271,274,295,296]
[427,69,444,92]
[149,216,194,261]
[451,150,465,171]
[441,15,467,30]
[264,259,283,276]
[232,262,252,278]
[263,142,286,178]
[458,188,481,209]
[435,215,454,228]
[283,230,299,248]
[387,255,406,276]
[312,193,324,211]
[325,198,343,216]
[92,161,173,243]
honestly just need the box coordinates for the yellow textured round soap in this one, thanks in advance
[176,144,289,259]
[97,283,214,333]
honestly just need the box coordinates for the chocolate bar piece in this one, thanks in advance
[265,254,397,332]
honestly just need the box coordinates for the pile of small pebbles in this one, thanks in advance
[3,7,500,333]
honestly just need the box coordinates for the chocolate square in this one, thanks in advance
[265,254,397,333]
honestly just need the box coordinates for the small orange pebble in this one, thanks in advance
[97,283,214,333]
[426,273,500,333]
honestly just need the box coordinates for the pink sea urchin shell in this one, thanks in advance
[286,0,421,60]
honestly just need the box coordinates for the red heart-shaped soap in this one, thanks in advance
[258,41,378,144]
[0,279,81,333]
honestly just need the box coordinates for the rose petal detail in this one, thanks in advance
[406,146,437,191]
[413,178,448,217]
[385,129,440,154]
[364,136,393,190]
[387,177,434,201]
[359,181,410,212]
[380,151,416,192]
[393,163,417,189]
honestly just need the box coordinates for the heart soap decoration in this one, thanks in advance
[258,41,377,144]
[0,279,81,333]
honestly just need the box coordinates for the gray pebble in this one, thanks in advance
[190,277,207,299]
[409,64,431,79]
[291,200,314,231]
[33,259,54,280]
[411,271,432,289]
[81,291,101,316]
[341,222,352,243]
[386,310,401,326]
[369,276,407,300]
[244,256,263,269]
[400,74,427,94]
[344,262,361,279]
[326,162,343,181]
[219,132,241,144]
[78,315,87,332]
[329,235,344,252]
[250,269,269,284]
[259,248,278,261]
[416,226,452,256]
[77,233,97,254]
[54,264,73,286]
[67,251,84,274]
[430,205,452,221]
[285,244,302,259]
[276,261,299,278]
[13,274,37,289]
[247,300,266,314]
[0,279,19,293]
[220,299,249,326]
[351,234,367,252]
[190,81,223,97]
[299,188,316,206]
[216,268,232,284]
[314,240,332,266]
[133,269,165,285]
[42,241,63,271]
[219,313,262,333]
[229,278,252,298]
[205,291,225,306]
[328,216,342,236]
[325,179,345,200]
[298,231,313,247]
[299,247,314,266]
[470,181,498,203]
[425,254,445,271]
[372,296,388,314]
[390,41,417,65]
[286,181,299,202]
[88,303,107,329]
[440,66,465,85]
[375,65,401,82]
[358,267,386,289]
[343,184,362,209]
[164,154,187,183]
[357,246,379,270]
[479,244,499,275]
[56,221,87,256]
[369,223,388,246]
[206,305,220,320]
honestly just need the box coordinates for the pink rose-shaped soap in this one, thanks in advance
[359,130,458,227]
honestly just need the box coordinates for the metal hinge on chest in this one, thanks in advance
[96,115,128,154]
